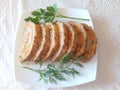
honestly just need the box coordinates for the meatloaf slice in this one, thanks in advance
[34,23,52,62]
[42,23,55,61]
[81,24,97,62]
[63,22,74,56]
[54,22,73,61]
[46,22,60,61]
[52,21,65,61]
[69,21,86,59]
[19,22,43,63]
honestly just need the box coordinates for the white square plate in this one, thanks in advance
[14,8,97,88]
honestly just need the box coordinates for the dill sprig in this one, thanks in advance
[23,55,84,84]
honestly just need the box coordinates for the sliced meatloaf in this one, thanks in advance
[53,22,73,61]
[42,23,56,61]
[46,22,61,61]
[52,22,65,61]
[81,24,97,62]
[69,21,86,59]
[34,23,52,62]
[19,22,43,63]
[63,22,74,56]
[19,21,97,63]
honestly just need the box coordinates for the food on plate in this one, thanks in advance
[19,21,97,63]
[81,24,97,62]
[17,4,98,84]
[19,22,43,63]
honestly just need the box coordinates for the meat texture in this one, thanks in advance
[19,21,97,63]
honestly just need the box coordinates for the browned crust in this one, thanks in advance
[54,22,72,61]
[36,23,52,61]
[23,24,43,63]
[46,22,60,60]
[69,22,85,58]
[81,24,97,62]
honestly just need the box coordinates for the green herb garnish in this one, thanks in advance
[23,55,84,84]
[25,4,90,24]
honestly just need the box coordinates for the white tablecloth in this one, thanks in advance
[0,0,120,90]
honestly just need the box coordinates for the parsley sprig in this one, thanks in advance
[23,55,84,84]
[25,4,90,24]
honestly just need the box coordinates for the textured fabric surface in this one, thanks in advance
[0,0,120,90]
